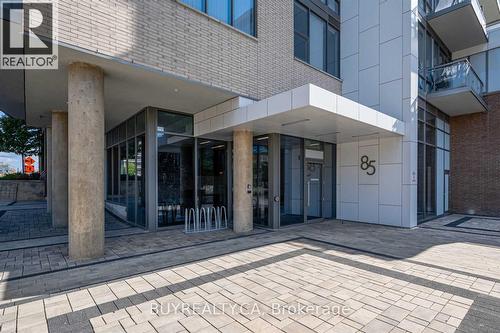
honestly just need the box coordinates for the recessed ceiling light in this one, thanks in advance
[173,88,179,93]
[281,119,310,127]
[352,132,379,138]
[316,131,339,137]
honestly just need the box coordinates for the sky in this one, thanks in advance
[0,152,39,172]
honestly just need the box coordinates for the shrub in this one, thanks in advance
[0,172,41,180]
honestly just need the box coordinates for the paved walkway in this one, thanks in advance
[1,214,500,332]
[0,203,132,242]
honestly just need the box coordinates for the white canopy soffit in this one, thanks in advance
[194,84,405,144]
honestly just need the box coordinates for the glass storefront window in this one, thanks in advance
[198,140,227,208]
[417,143,425,221]
[119,142,127,204]
[106,149,112,198]
[280,136,304,225]
[425,146,436,218]
[126,139,136,222]
[127,118,135,139]
[158,111,193,136]
[425,124,436,145]
[157,134,195,227]
[112,146,119,200]
[136,135,146,227]
[106,110,147,227]
[417,101,450,222]
[119,123,126,142]
[136,111,146,133]
[112,128,119,145]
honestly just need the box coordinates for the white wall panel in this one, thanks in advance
[380,79,403,119]
[359,66,380,107]
[341,55,359,94]
[338,0,418,228]
[380,0,403,43]
[379,164,402,205]
[359,27,380,70]
[380,37,403,84]
[359,145,379,185]
[359,0,379,32]
[341,18,359,58]
[359,185,379,223]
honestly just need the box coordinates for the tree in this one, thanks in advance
[0,114,42,171]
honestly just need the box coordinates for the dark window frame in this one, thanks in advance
[294,1,310,63]
[294,0,341,78]
[180,0,256,37]
[417,99,450,223]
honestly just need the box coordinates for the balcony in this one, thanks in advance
[478,0,500,25]
[427,0,487,52]
[424,60,488,116]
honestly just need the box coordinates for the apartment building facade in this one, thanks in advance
[0,0,499,259]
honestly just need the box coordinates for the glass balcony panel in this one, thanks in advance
[424,59,488,116]
[426,60,484,96]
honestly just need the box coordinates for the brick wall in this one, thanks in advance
[56,0,341,101]
[255,0,341,99]
[450,92,500,216]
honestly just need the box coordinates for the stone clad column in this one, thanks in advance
[68,62,105,259]
[51,112,68,227]
[233,129,253,233]
[46,127,52,213]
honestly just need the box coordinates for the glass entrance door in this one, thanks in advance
[306,162,322,220]
[253,137,269,226]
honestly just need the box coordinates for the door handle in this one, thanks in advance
[307,181,310,207]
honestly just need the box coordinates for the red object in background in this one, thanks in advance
[24,165,35,173]
[24,156,35,174]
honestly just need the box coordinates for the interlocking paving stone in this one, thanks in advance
[0,207,131,243]
[1,214,500,332]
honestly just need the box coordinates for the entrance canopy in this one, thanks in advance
[194,84,405,144]
[0,43,238,130]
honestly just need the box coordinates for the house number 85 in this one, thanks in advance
[360,155,376,175]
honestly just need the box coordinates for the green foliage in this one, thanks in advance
[0,114,42,156]
[128,161,136,176]
[0,172,40,180]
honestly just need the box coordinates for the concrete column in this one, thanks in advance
[51,112,68,227]
[46,127,52,213]
[233,129,253,233]
[68,62,105,259]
